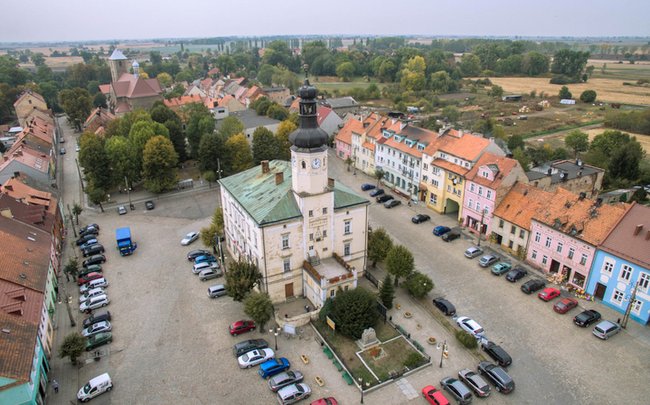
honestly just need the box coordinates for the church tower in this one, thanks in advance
[108,49,128,83]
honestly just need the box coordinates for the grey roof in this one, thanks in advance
[526,160,603,184]
[109,49,127,60]
[217,109,280,130]
[219,160,369,227]
[325,97,358,109]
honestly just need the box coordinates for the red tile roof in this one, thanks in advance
[465,153,521,189]
[13,91,46,107]
[431,158,469,176]
[0,146,50,175]
[113,73,162,98]
[382,124,437,159]
[0,310,40,384]
[493,183,555,230]
[598,203,650,268]
[335,118,363,146]
[98,84,111,95]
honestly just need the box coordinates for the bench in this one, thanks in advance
[301,354,309,364]
[323,347,334,359]
[342,371,354,385]
[314,376,325,387]
[333,360,343,371]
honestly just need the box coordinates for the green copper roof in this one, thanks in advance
[219,160,369,227]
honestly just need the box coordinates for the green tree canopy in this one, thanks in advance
[336,62,355,81]
[252,126,279,164]
[79,132,112,192]
[225,133,253,174]
[59,88,93,131]
[225,260,263,301]
[59,332,86,364]
[243,292,275,332]
[329,288,379,339]
[579,90,597,103]
[105,136,137,188]
[564,130,589,158]
[459,54,481,77]
[507,134,525,151]
[275,120,296,161]
[184,103,215,158]
[400,56,427,91]
[551,49,589,81]
[198,132,227,173]
[429,71,458,94]
[404,271,434,299]
[379,274,395,310]
[142,135,178,193]
[558,86,572,99]
[386,244,414,286]
[367,228,393,268]
[218,115,245,139]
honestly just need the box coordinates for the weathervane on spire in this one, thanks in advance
[303,63,309,81]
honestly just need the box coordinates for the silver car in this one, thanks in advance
[478,255,499,267]
[81,321,112,337]
[458,368,490,398]
[79,287,106,303]
[277,383,312,404]
[464,246,483,259]
[440,377,473,404]
[592,320,621,340]
[192,261,219,274]
[199,268,223,281]
[269,371,304,392]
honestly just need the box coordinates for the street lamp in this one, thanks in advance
[439,340,448,368]
[269,327,281,350]
[357,377,370,404]
[477,208,487,247]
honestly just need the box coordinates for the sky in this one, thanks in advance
[1,0,649,43]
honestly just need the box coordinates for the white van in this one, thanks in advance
[77,373,112,402]
[208,284,227,298]
[79,277,108,294]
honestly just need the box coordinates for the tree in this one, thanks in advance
[275,120,296,160]
[243,292,274,332]
[367,228,393,268]
[105,136,136,189]
[564,130,589,157]
[72,203,82,225]
[386,245,414,286]
[86,185,106,212]
[225,260,263,301]
[400,56,427,91]
[142,136,178,193]
[336,62,355,81]
[404,271,434,299]
[488,85,504,98]
[513,147,530,171]
[379,274,395,309]
[200,223,219,250]
[225,133,253,174]
[551,49,589,81]
[218,116,244,139]
[266,104,289,121]
[157,72,173,88]
[329,288,379,339]
[580,90,597,103]
[522,52,550,76]
[63,258,79,282]
[198,132,227,173]
[608,141,644,181]
[252,126,279,164]
[459,54,481,77]
[93,92,107,108]
[442,106,460,122]
[257,64,276,86]
[59,88,93,131]
[185,103,215,158]
[507,135,525,151]
[203,170,217,187]
[59,332,85,365]
[374,168,385,186]
[429,71,457,94]
[79,133,112,192]
[558,86,572,99]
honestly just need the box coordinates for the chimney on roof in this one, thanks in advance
[595,198,603,207]
[363,122,370,128]
[547,168,552,176]
[261,160,270,174]
[275,172,284,185]
[13,171,20,178]
[634,224,643,236]
[328,178,335,188]
[579,192,586,200]
[576,158,583,167]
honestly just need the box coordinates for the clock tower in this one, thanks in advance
[289,79,330,195]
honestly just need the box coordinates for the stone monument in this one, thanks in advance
[356,327,379,350]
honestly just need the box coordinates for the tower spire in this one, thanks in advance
[288,64,328,150]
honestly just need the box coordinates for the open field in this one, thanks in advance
[309,75,388,92]
[489,77,650,106]
[588,59,650,81]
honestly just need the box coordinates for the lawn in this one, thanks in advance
[359,337,426,381]
[309,75,388,93]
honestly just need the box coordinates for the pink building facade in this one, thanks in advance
[335,139,351,160]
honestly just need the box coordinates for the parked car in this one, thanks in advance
[458,368,491,398]
[269,370,304,391]
[422,385,450,405]
[79,227,99,238]
[117,205,127,215]
[237,348,275,369]
[207,284,227,298]
[442,230,461,242]
[77,272,103,286]
[592,320,622,340]
[432,298,456,316]
[258,357,291,379]
[145,200,155,210]
[480,339,512,367]
[573,310,602,327]
[79,294,110,313]
[194,254,217,264]
[538,287,561,302]
[310,398,338,405]
[78,265,102,278]
[76,234,97,246]
[456,316,484,337]
[79,239,99,250]
[181,231,200,245]
[82,244,105,257]
[384,199,401,208]
[376,194,394,203]
[360,183,376,191]
[83,254,106,267]
[553,298,578,314]
[81,321,112,338]
[199,268,222,281]
[464,246,483,259]
[79,224,100,234]
[440,377,473,405]
[233,339,269,357]
[85,332,112,351]
[491,262,512,276]
[412,214,431,224]
[77,373,112,402]
[433,226,451,236]
[477,361,515,394]
[229,320,256,336]
[187,249,211,261]
[505,266,527,282]
[82,310,111,329]
[193,261,220,274]
[79,278,108,294]
[277,383,312,405]
[60,147,66,155]
[75,144,80,152]
[478,255,498,267]
[369,188,385,197]
[520,279,545,294]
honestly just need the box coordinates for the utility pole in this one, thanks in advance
[74,158,85,193]
[439,340,448,368]
[66,204,77,238]
[125,176,133,210]
[621,281,639,329]
[217,159,223,180]
[477,208,486,247]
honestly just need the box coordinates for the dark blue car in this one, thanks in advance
[369,188,385,197]
[433,226,451,236]
[361,183,376,191]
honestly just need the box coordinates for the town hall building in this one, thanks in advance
[219,80,370,307]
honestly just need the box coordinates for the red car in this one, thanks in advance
[310,398,338,405]
[229,320,256,336]
[553,298,578,314]
[422,385,450,405]
[77,272,103,286]
[538,287,561,302]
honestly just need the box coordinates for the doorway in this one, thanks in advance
[594,283,607,300]
[285,283,294,299]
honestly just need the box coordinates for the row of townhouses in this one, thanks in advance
[0,91,65,404]
[336,113,649,325]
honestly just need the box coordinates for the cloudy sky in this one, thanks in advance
[1,0,648,43]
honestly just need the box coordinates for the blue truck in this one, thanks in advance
[116,227,137,256]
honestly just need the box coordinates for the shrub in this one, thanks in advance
[550,74,574,85]
[455,330,478,349]
[403,352,424,368]
[579,90,597,103]
[329,288,379,339]
[404,272,434,299]
[558,86,572,100]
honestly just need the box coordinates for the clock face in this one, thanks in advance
[312,158,321,169]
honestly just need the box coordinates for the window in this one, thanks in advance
[344,220,351,235]
[508,240,514,249]
[478,186,483,196]
[432,179,439,188]
[542,255,548,266]
[499,219,504,229]
[639,272,650,292]
[322,230,327,238]
[568,247,575,259]
[330,289,335,298]
[620,265,632,282]
[344,242,351,256]
[534,232,541,243]
[281,234,289,249]
[470,183,475,192]
[322,207,327,214]
[309,233,313,241]
[283,258,291,273]
[486,190,492,200]
[519,229,525,238]
[531,250,538,259]
[468,199,473,209]
[429,193,438,205]
[309,210,313,217]
[612,289,624,305]
[545,237,552,248]
[510,225,516,235]
[556,242,563,254]
[580,254,588,266]
[602,261,614,275]
[632,299,643,315]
